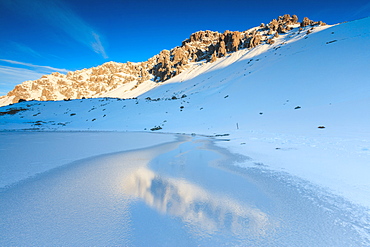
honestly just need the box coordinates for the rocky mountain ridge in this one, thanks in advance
[1,14,325,105]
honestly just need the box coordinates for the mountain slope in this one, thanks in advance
[1,16,368,134]
[0,15,325,106]
[1,16,370,211]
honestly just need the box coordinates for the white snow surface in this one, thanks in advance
[1,17,370,210]
[0,132,175,188]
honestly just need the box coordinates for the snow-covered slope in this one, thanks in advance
[0,15,324,106]
[1,16,370,210]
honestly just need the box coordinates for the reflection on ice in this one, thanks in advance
[123,167,275,238]
[1,134,367,246]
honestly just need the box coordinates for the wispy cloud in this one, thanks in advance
[11,42,43,58]
[0,65,47,95]
[0,59,70,95]
[0,59,69,73]
[1,0,108,58]
[0,66,46,81]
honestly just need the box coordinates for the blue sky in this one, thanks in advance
[0,0,369,95]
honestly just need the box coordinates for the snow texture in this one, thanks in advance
[0,15,370,227]
[0,132,175,188]
[1,135,369,246]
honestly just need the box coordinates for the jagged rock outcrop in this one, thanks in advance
[3,14,326,105]
[301,17,312,27]
[300,17,326,27]
[6,61,151,103]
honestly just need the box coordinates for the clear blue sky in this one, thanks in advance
[0,0,369,95]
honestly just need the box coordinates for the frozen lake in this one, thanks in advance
[0,132,368,246]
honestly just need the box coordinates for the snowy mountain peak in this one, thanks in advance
[0,15,326,106]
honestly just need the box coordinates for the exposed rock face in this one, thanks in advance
[300,17,326,27]
[6,61,150,103]
[4,15,326,105]
[301,17,312,27]
[248,32,262,48]
[267,38,275,45]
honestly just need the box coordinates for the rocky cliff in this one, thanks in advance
[1,15,325,105]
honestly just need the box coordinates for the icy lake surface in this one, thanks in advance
[0,133,369,246]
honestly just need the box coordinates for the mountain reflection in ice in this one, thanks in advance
[123,167,274,238]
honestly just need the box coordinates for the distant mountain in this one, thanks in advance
[0,14,326,106]
[2,14,368,134]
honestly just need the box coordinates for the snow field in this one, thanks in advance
[0,131,176,188]
[0,17,370,210]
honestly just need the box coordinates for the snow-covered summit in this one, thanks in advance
[0,14,326,106]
